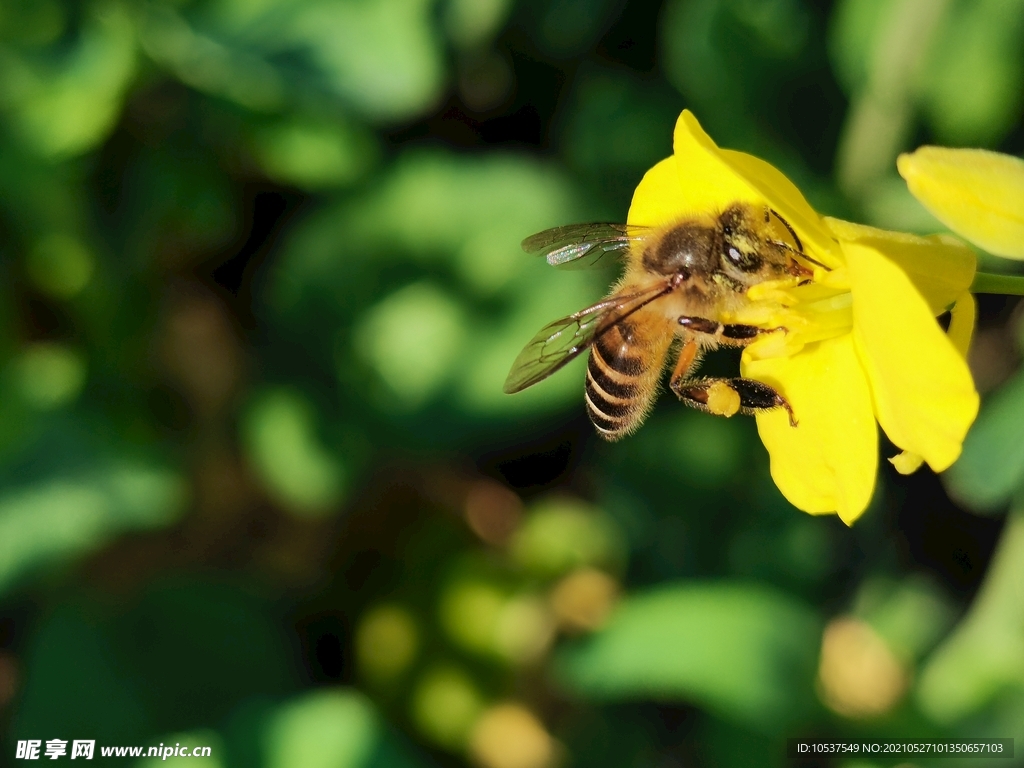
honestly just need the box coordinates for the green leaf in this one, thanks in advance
[250,115,378,190]
[409,665,484,748]
[11,581,297,740]
[11,343,86,410]
[354,282,467,408]
[827,0,891,92]
[265,690,380,768]
[917,0,1024,146]
[555,581,821,729]
[293,0,445,121]
[444,0,512,48]
[558,65,682,208]
[534,0,622,59]
[0,462,186,594]
[511,497,625,577]
[4,4,137,158]
[242,388,346,517]
[270,151,584,307]
[26,233,94,298]
[946,367,1024,512]
[266,150,600,417]
[916,510,1024,723]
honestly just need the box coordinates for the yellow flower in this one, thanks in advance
[898,147,1024,259]
[628,111,979,524]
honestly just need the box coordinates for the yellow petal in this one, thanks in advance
[627,155,692,227]
[629,111,841,267]
[718,151,841,267]
[898,147,1024,259]
[743,335,877,525]
[947,291,976,359]
[889,452,924,475]
[680,112,841,266]
[888,293,977,477]
[627,113,756,227]
[844,241,979,472]
[824,218,976,315]
[670,112,763,215]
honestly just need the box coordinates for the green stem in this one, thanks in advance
[971,272,1024,296]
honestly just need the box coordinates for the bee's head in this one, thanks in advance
[718,205,796,285]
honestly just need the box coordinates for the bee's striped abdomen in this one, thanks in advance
[584,319,669,441]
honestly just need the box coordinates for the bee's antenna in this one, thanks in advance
[767,238,831,271]
[765,208,831,272]
[767,209,802,250]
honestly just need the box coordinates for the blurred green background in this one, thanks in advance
[1,0,1023,766]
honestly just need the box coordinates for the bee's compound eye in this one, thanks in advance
[728,246,743,263]
[722,224,733,236]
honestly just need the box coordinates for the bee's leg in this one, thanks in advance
[673,376,797,427]
[671,318,795,425]
[676,316,783,347]
[668,338,701,391]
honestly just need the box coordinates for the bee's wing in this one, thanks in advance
[503,280,674,394]
[522,223,651,269]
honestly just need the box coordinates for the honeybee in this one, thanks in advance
[504,204,826,440]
